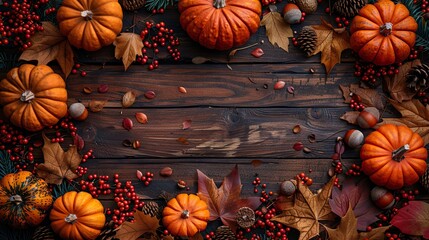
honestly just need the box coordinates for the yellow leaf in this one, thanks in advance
[19,21,74,78]
[113,33,144,71]
[115,210,159,240]
[309,19,350,74]
[260,12,293,52]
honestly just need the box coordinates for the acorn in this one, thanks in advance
[357,107,380,128]
[370,186,395,209]
[68,103,88,121]
[282,3,302,24]
[296,0,318,14]
[344,129,364,148]
[279,180,296,196]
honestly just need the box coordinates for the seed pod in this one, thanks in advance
[343,129,364,148]
[296,0,318,14]
[282,3,302,24]
[371,186,395,209]
[357,107,380,128]
[68,103,88,121]
[279,180,296,196]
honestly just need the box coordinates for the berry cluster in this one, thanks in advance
[139,171,154,186]
[150,8,165,14]
[0,0,50,49]
[252,176,265,193]
[297,172,313,186]
[334,16,351,28]
[349,93,365,111]
[0,120,33,170]
[71,63,87,77]
[260,0,282,6]
[415,0,429,13]
[138,21,181,70]
[79,174,112,198]
[345,163,362,176]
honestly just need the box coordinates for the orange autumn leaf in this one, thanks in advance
[115,210,159,240]
[113,33,143,71]
[260,9,293,52]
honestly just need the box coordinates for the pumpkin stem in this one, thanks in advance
[380,22,393,36]
[65,213,78,224]
[213,0,226,8]
[392,144,410,161]
[20,90,35,102]
[81,10,93,20]
[181,210,190,219]
[9,195,23,205]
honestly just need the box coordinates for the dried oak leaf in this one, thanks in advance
[88,100,108,112]
[383,59,420,102]
[377,99,429,145]
[115,210,159,240]
[271,176,336,240]
[326,206,390,240]
[340,111,360,125]
[197,165,260,231]
[113,33,143,71]
[260,11,293,52]
[19,21,74,78]
[36,133,81,185]
[329,177,381,231]
[309,19,350,74]
[340,84,385,110]
[391,201,429,238]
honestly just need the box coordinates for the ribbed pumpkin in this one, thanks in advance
[162,193,210,237]
[57,0,123,51]
[350,0,417,66]
[0,64,68,132]
[178,0,262,50]
[361,124,428,190]
[50,191,105,240]
[0,171,53,229]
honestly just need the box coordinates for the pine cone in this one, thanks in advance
[214,226,236,240]
[421,168,429,192]
[96,221,119,240]
[32,226,55,240]
[142,201,162,219]
[406,63,429,92]
[333,0,366,18]
[236,207,255,229]
[297,26,317,57]
[121,0,145,11]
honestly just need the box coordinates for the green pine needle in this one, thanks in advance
[0,47,20,70]
[0,151,17,179]
[145,0,178,11]
[51,180,78,200]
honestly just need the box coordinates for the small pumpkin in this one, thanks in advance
[50,191,105,240]
[0,64,68,132]
[162,193,210,237]
[57,0,123,51]
[350,0,417,66]
[361,124,428,190]
[178,0,262,50]
[0,171,53,229]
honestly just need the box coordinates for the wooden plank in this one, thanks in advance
[66,63,360,108]
[74,107,362,159]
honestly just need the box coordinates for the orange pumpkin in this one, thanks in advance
[50,191,105,240]
[0,171,53,229]
[350,0,417,66]
[178,0,262,50]
[0,64,68,132]
[162,193,210,237]
[361,124,428,190]
[57,0,123,51]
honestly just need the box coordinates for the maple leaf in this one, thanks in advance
[113,33,143,71]
[339,84,385,110]
[377,99,429,145]
[271,176,337,240]
[329,177,381,231]
[19,21,74,78]
[340,111,360,125]
[391,201,429,238]
[115,210,159,240]
[309,19,350,74]
[260,10,293,52]
[326,206,390,240]
[36,133,81,185]
[197,165,260,231]
[383,60,420,102]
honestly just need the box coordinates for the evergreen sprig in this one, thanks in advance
[0,47,20,70]
[51,180,77,200]
[401,0,429,52]
[145,0,177,11]
[0,151,17,179]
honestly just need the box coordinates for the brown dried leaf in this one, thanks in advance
[115,210,159,240]
[178,86,187,93]
[83,87,92,94]
[122,118,133,131]
[260,11,293,52]
[272,177,337,240]
[36,133,81,184]
[192,56,211,64]
[349,84,385,110]
[251,48,264,58]
[135,112,148,124]
[339,84,352,103]
[340,111,360,125]
[159,167,173,177]
[113,33,143,71]
[293,125,301,134]
[182,120,192,130]
[73,134,84,151]
[384,60,420,102]
[88,100,107,112]
[274,81,286,90]
[309,19,350,74]
[19,21,74,78]
[377,99,429,145]
[122,91,136,108]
